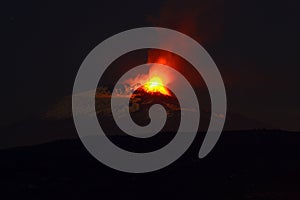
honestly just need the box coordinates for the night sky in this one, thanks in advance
[4,0,300,130]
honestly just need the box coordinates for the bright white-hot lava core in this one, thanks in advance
[142,76,171,96]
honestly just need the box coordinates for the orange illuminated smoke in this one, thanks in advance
[142,76,171,96]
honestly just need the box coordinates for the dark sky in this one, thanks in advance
[4,0,300,130]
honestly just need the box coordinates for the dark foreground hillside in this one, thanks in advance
[0,130,300,200]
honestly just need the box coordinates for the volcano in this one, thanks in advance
[127,86,181,128]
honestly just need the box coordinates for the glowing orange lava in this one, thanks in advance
[142,76,171,96]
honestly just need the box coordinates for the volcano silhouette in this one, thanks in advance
[99,87,182,136]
